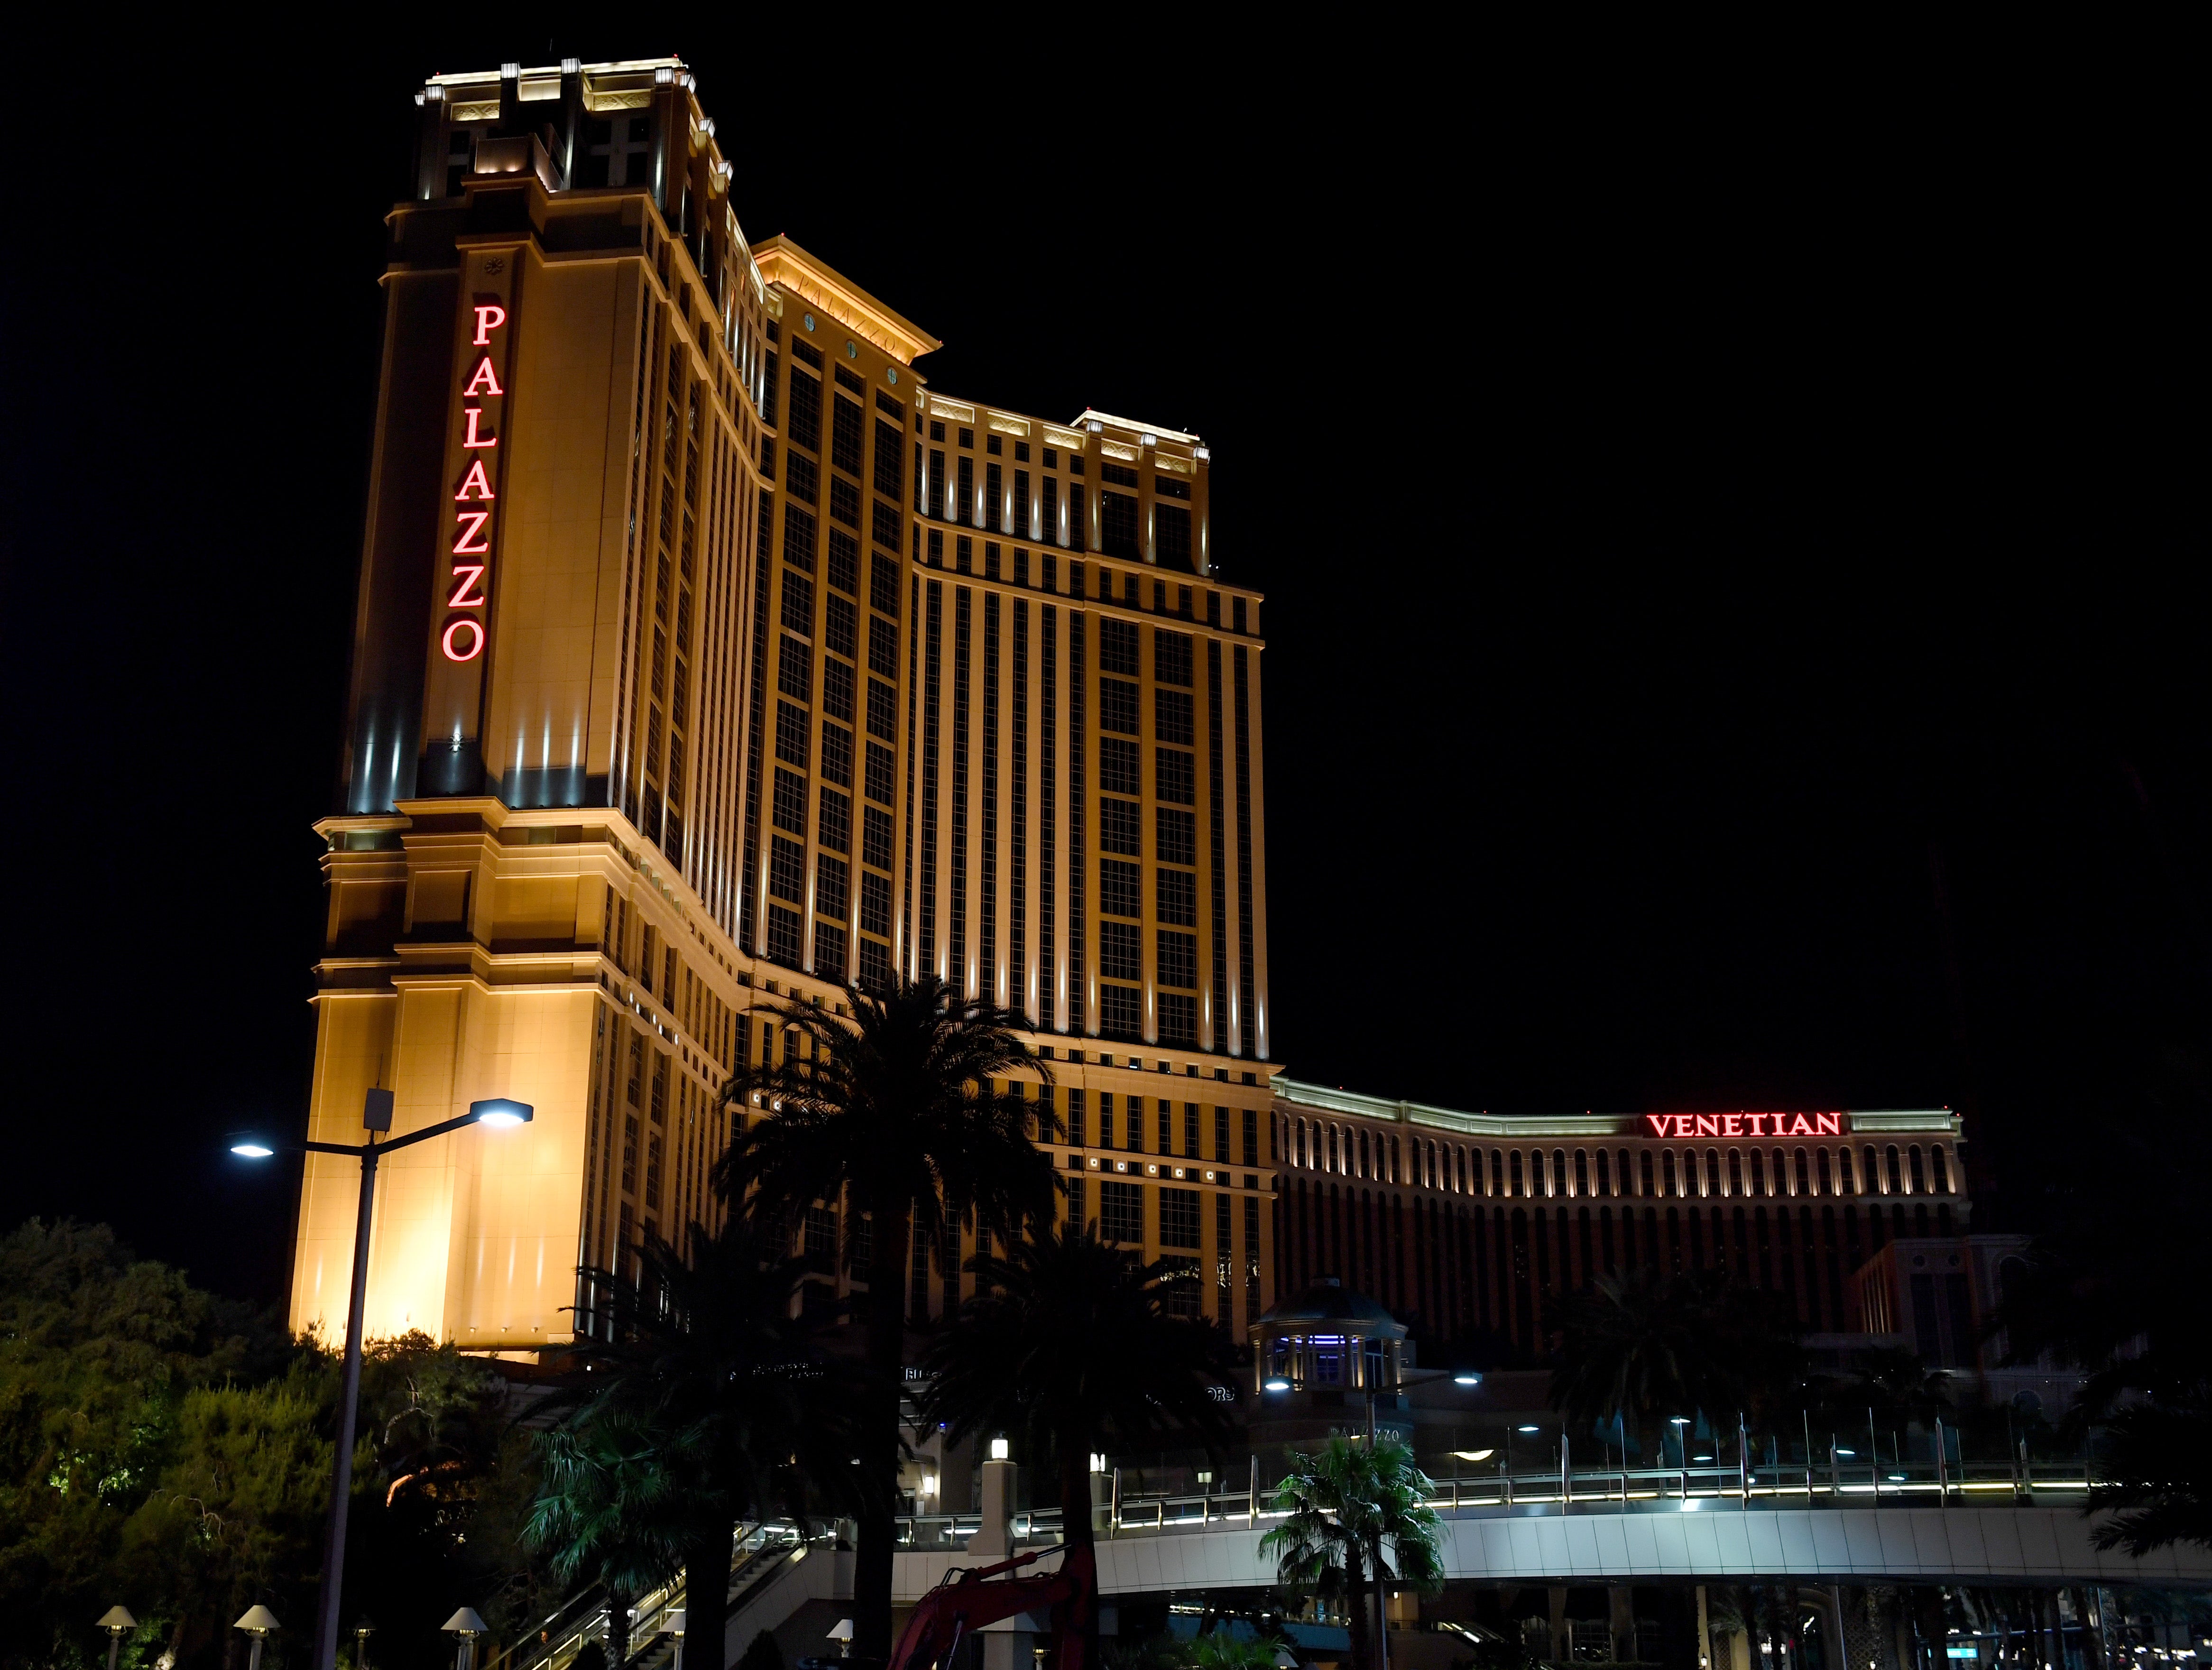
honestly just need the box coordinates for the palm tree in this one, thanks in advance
[920,1222,1238,1657]
[1262,1434,1445,1670]
[564,1215,868,1661]
[1550,1265,1803,1440]
[716,973,1062,1664]
[525,1403,703,1665]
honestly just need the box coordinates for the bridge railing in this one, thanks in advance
[892,1458,2095,1550]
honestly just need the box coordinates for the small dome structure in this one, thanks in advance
[1250,1275,1409,1395]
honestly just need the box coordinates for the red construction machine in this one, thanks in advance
[884,1543,1097,1670]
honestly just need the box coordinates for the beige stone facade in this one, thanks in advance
[294,57,1276,1358]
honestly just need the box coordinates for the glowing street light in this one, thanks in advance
[96,1607,136,1670]
[234,1607,281,1670]
[230,1090,533,1670]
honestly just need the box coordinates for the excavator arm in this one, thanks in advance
[885,1543,1097,1670]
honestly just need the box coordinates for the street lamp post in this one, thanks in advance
[96,1606,136,1670]
[231,1089,534,1670]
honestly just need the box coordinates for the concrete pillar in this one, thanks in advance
[1619,1586,1643,1666]
[967,1456,1015,1556]
[1548,1588,1567,1664]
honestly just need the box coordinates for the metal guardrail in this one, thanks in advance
[892,1460,2098,1550]
[485,1523,802,1670]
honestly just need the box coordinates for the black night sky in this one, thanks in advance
[5,32,2201,1307]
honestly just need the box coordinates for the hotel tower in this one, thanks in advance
[297,56,1277,1357]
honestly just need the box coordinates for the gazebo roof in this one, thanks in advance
[1253,1277,1407,1339]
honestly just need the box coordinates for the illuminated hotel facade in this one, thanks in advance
[296,56,1275,1356]
[1270,1082,1972,1361]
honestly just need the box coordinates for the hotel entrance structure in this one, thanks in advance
[295,56,1277,1358]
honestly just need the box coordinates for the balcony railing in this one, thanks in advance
[892,1457,2096,1550]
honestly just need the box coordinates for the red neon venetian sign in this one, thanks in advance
[1642,1112,1844,1139]
[442,302,507,663]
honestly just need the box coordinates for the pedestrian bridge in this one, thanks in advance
[895,1459,2212,1593]
[490,1464,2212,1670]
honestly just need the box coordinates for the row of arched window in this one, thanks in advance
[1278,1115,1954,1200]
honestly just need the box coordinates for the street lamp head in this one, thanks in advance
[97,1606,137,1633]
[1264,1377,1291,1392]
[1453,1371,1481,1385]
[469,1098,533,1128]
[1517,1424,1540,1433]
[442,1607,488,1636]
[234,1605,281,1636]
[229,1138,276,1159]
[1670,1416,1692,1427]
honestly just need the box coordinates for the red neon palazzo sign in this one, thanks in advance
[1641,1112,1844,1139]
[442,302,507,662]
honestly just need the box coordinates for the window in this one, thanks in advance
[1155,688,1194,746]
[872,498,901,553]
[859,934,891,988]
[832,396,864,476]
[1157,991,1196,1047]
[1156,806,1195,865]
[1100,796,1141,855]
[786,367,821,452]
[786,451,820,511]
[865,740,895,805]
[826,593,857,659]
[1160,1188,1200,1249]
[871,554,901,616]
[930,420,944,442]
[986,433,1002,455]
[1100,678,1139,736]
[1157,867,1196,927]
[866,678,897,740]
[863,803,894,869]
[1100,735,1140,795]
[827,531,859,597]
[1156,504,1192,571]
[1100,493,1138,558]
[1101,858,1141,919]
[1157,930,1197,988]
[1100,982,1140,1039]
[1101,920,1141,981]
[813,920,847,980]
[775,701,810,768]
[1099,1181,1143,1246]
[804,1205,838,1266]
[861,871,891,937]
[781,570,814,635]
[957,455,974,524]
[1155,747,1195,805]
[867,616,897,677]
[777,636,811,701]
[1100,619,1139,675]
[830,477,861,529]
[822,657,854,722]
[1101,461,1139,488]
[1154,629,1193,687]
[1243,1109,1260,1167]
[1153,473,1191,501]
[818,786,850,854]
[816,852,848,915]
[986,461,1002,531]
[772,768,807,835]
[769,835,804,903]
